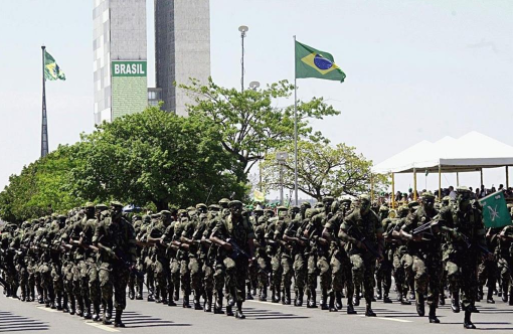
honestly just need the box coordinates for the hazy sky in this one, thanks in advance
[1,0,512,194]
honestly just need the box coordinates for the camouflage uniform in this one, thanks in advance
[340,195,383,317]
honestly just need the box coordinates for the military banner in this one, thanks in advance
[479,191,512,228]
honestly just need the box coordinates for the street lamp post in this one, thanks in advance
[238,25,248,93]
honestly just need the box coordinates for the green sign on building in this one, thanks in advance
[112,61,147,77]
[111,60,148,120]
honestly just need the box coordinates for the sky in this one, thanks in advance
[0,0,512,196]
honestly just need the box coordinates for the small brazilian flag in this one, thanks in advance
[44,50,66,81]
[295,41,346,82]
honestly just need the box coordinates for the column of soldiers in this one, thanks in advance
[0,187,511,330]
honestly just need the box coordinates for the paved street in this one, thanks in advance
[1,289,513,334]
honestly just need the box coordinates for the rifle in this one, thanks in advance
[226,238,250,260]
[346,225,381,258]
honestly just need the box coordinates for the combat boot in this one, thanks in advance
[320,290,329,310]
[155,288,161,303]
[284,286,291,305]
[69,298,76,315]
[136,280,143,300]
[365,304,376,317]
[451,292,461,313]
[83,299,92,319]
[168,287,176,306]
[226,305,234,317]
[347,302,357,315]
[106,299,113,321]
[62,295,69,313]
[463,310,476,329]
[307,290,317,308]
[114,309,125,328]
[416,294,425,316]
[401,292,411,305]
[102,304,112,325]
[477,286,484,301]
[335,291,343,310]
[204,290,212,312]
[76,298,84,317]
[214,291,225,314]
[55,293,62,311]
[439,292,445,306]
[487,288,495,304]
[295,290,303,307]
[328,292,337,312]
[376,283,382,300]
[182,294,191,308]
[259,287,267,301]
[128,286,135,300]
[92,302,101,322]
[383,293,393,304]
[193,293,202,310]
[235,301,245,319]
[428,305,440,323]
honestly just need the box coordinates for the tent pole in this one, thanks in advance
[456,172,460,187]
[370,173,374,203]
[480,168,484,187]
[391,173,395,209]
[413,168,417,201]
[438,164,442,202]
[506,166,509,189]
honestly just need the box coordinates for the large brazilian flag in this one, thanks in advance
[479,191,512,228]
[295,41,346,82]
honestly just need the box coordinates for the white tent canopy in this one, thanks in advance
[373,132,513,174]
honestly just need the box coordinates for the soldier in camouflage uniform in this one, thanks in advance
[147,211,172,305]
[323,199,355,313]
[400,192,442,323]
[274,206,293,305]
[389,205,413,305]
[478,226,499,304]
[498,224,513,305]
[94,201,137,327]
[128,214,143,300]
[283,202,310,306]
[339,195,383,317]
[210,200,255,319]
[439,186,491,329]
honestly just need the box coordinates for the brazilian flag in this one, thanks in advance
[295,41,345,82]
[44,50,66,81]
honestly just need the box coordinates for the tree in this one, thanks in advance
[180,78,340,180]
[261,140,388,201]
[72,107,246,210]
[0,145,83,223]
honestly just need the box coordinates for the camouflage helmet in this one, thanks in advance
[196,203,207,210]
[110,201,123,208]
[95,203,108,211]
[218,198,230,208]
[322,196,335,204]
[301,201,312,209]
[84,202,95,209]
[160,210,171,216]
[254,205,264,214]
[228,200,243,208]
[208,204,221,211]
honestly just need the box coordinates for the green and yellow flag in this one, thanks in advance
[44,50,66,81]
[295,41,346,82]
[479,191,512,228]
[254,190,265,202]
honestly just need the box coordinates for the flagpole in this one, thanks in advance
[41,45,49,158]
[293,35,298,206]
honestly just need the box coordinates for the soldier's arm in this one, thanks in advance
[210,220,231,250]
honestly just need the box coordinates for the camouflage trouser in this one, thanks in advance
[113,264,129,311]
[224,256,248,303]
[86,258,100,305]
[307,253,318,292]
[256,255,269,289]
[393,252,413,295]
[317,255,331,292]
[248,261,258,292]
[189,256,202,299]
[213,258,225,297]
[17,264,28,299]
[331,249,351,298]
[72,262,83,303]
[271,254,282,293]
[180,259,191,296]
[281,255,293,292]
[202,258,214,293]
[293,252,306,294]
[413,254,441,306]
[170,258,181,297]
[349,253,375,304]
[27,262,37,299]
[99,262,113,306]
[50,262,63,299]
[478,257,497,290]
[77,260,91,304]
[40,262,52,302]
[154,258,170,301]
[376,255,393,295]
[145,257,155,297]
[498,257,511,295]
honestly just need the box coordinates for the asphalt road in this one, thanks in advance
[1,289,512,334]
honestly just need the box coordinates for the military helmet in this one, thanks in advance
[322,196,335,204]
[301,201,312,209]
[408,201,420,209]
[421,191,435,199]
[228,200,243,208]
[110,201,123,208]
[160,210,171,216]
[456,186,471,193]
[208,204,221,211]
[84,202,95,209]
[359,194,371,203]
[196,203,207,210]
[254,205,264,214]
[276,206,288,212]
